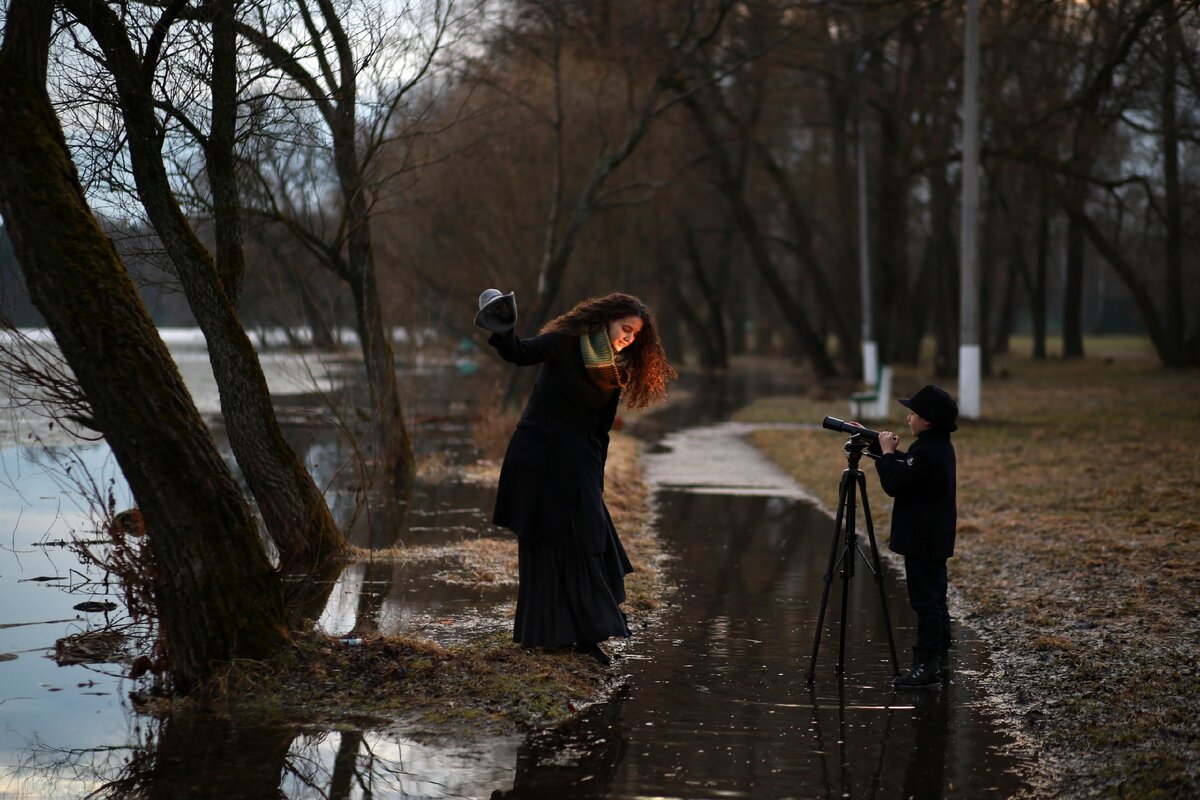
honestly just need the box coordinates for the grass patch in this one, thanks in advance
[183,629,614,734]
[735,338,1200,798]
[162,431,663,737]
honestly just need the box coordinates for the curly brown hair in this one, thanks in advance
[542,292,677,409]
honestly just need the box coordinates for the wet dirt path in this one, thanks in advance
[503,421,1035,799]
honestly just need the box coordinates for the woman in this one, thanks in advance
[486,292,675,664]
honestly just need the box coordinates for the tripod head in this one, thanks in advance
[843,436,878,466]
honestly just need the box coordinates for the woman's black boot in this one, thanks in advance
[575,641,612,666]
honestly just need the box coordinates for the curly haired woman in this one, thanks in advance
[484,292,675,665]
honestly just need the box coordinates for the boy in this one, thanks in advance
[875,384,958,689]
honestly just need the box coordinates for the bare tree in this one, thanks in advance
[0,0,289,690]
[1048,0,1197,366]
[60,0,346,569]
[358,0,1198,374]
[232,0,476,493]
[474,0,739,336]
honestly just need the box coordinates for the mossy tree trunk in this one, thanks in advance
[65,0,346,571]
[0,0,288,691]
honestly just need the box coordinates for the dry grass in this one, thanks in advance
[193,628,614,734]
[737,338,1200,798]
[209,429,667,733]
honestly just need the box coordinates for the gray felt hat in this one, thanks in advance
[474,289,517,333]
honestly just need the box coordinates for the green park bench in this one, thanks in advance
[849,364,893,422]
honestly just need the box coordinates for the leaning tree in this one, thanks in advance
[0,0,289,691]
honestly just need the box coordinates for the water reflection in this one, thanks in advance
[493,687,629,799]
[1,359,1035,798]
[497,491,1029,799]
[16,714,520,799]
[902,690,951,800]
[0,355,517,798]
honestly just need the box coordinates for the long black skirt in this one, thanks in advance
[513,502,633,647]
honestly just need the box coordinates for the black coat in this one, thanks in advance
[488,330,619,551]
[874,429,957,560]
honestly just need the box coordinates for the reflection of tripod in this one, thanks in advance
[806,435,900,682]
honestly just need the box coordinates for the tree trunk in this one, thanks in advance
[929,163,958,378]
[728,263,749,356]
[828,66,861,346]
[335,108,415,493]
[682,93,838,378]
[1030,191,1050,360]
[755,144,857,368]
[992,253,1017,357]
[679,223,730,369]
[876,106,916,363]
[0,1,288,691]
[348,257,415,492]
[1062,185,1086,359]
[67,0,346,571]
[1059,193,1175,364]
[209,0,246,302]
[1161,10,1185,366]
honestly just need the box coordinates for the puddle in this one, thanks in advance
[496,413,1034,797]
[501,489,1033,798]
[0,353,1036,797]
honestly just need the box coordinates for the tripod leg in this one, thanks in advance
[836,471,857,674]
[858,472,900,676]
[807,469,852,683]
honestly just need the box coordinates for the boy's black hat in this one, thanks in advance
[898,384,959,432]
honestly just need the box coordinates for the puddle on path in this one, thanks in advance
[574,491,1030,798]
[503,421,1036,798]
[1,363,1037,797]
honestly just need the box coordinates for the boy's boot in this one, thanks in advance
[893,658,942,689]
[939,651,951,679]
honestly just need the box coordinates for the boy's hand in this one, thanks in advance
[879,430,901,454]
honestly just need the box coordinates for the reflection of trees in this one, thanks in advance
[494,686,630,799]
[10,731,148,800]
[15,715,414,799]
[39,716,296,799]
[346,559,395,638]
[326,730,364,800]
[282,556,349,630]
[12,716,291,799]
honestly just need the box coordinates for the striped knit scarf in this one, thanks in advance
[580,328,622,393]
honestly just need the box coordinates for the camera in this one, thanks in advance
[822,415,881,442]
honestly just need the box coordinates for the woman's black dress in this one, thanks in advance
[488,329,633,646]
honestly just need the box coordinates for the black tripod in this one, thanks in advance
[806,434,900,682]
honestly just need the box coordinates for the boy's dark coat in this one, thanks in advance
[874,429,957,560]
[488,330,619,552]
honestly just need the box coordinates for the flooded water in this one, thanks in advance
[504,490,1032,798]
[493,412,1034,799]
[0,341,1036,798]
